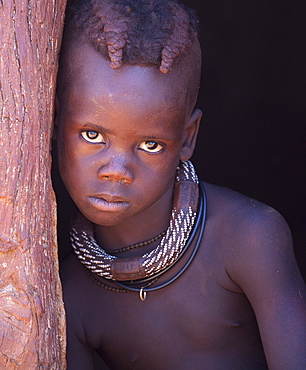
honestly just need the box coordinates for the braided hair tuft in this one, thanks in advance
[66,0,199,73]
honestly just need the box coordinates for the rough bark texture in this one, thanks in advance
[0,0,66,368]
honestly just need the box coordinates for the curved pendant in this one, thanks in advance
[139,288,147,301]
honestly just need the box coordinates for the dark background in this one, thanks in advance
[53,1,306,280]
[185,0,306,280]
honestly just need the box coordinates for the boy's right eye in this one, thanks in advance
[80,130,105,144]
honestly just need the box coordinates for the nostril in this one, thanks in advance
[99,174,131,184]
[97,160,133,184]
[101,175,110,181]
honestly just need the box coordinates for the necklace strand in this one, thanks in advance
[103,230,167,254]
[87,269,159,293]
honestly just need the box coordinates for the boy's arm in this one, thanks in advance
[227,206,306,370]
[66,331,95,370]
[61,253,96,370]
[65,299,96,370]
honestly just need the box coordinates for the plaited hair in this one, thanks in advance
[65,0,199,73]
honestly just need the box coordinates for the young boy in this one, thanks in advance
[56,0,306,369]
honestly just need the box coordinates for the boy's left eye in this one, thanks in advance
[138,141,163,153]
[80,130,105,144]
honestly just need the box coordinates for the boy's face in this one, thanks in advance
[56,41,200,228]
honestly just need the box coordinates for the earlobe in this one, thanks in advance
[180,108,202,161]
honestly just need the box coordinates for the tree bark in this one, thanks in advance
[0,0,66,368]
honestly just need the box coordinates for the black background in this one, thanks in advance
[184,0,306,280]
[54,1,306,280]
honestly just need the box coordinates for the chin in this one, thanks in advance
[81,210,127,228]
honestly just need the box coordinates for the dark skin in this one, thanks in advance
[57,39,306,370]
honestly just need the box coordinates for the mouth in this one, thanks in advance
[88,195,130,212]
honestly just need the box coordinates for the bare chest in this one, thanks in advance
[81,256,264,369]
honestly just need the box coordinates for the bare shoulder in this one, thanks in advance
[60,251,91,330]
[60,250,88,287]
[60,251,87,318]
[202,181,302,293]
[203,181,291,247]
[60,250,94,311]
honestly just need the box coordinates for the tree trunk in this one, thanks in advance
[0,0,66,368]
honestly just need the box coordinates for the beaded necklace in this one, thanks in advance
[104,230,166,255]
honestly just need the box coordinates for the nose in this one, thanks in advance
[97,154,133,184]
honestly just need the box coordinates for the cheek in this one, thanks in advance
[57,127,81,165]
[57,140,72,176]
[57,135,80,185]
[145,160,178,191]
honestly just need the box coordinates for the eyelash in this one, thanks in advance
[80,130,164,154]
[138,141,164,153]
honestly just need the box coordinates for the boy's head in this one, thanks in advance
[58,0,202,115]
[56,0,202,227]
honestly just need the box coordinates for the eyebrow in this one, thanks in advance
[81,123,112,134]
[140,135,169,141]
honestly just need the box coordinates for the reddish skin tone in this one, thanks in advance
[57,40,306,370]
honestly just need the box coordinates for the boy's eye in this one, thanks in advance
[80,130,105,144]
[138,140,163,153]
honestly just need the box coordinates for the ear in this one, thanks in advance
[180,108,202,161]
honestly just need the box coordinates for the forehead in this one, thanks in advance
[58,41,189,122]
